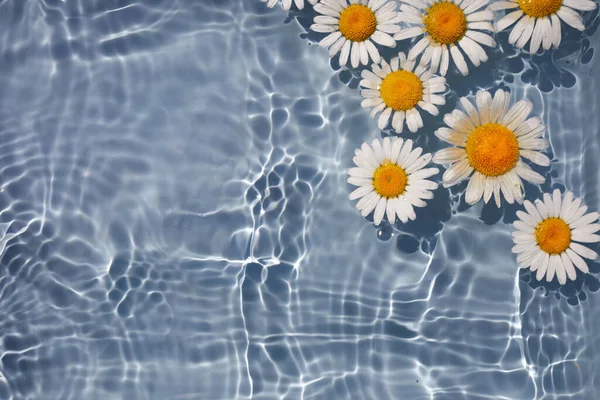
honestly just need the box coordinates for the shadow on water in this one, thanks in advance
[519,260,600,306]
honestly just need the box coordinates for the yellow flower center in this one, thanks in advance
[517,0,563,18]
[465,123,520,177]
[379,71,423,111]
[338,4,378,42]
[372,160,408,198]
[423,2,467,45]
[535,217,571,254]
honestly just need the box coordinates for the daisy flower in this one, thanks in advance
[359,52,447,133]
[432,89,550,206]
[260,0,317,10]
[311,0,400,68]
[493,0,597,53]
[394,0,496,76]
[347,137,439,225]
[512,189,600,284]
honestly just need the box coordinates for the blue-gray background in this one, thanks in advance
[0,0,599,399]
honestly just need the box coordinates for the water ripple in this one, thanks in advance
[0,0,599,399]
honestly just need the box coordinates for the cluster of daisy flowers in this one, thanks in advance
[260,0,599,286]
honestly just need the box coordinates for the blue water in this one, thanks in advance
[0,0,599,399]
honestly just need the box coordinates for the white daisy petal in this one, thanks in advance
[469,21,495,31]
[442,158,473,187]
[398,139,414,164]
[439,45,450,76]
[570,211,600,229]
[386,197,397,224]
[373,197,387,225]
[394,27,424,41]
[369,103,386,118]
[570,242,599,260]
[408,37,431,61]
[529,251,547,272]
[418,100,439,116]
[476,89,493,124]
[516,210,537,227]
[450,45,469,75]
[459,97,480,126]
[572,224,600,235]
[378,107,393,130]
[566,248,589,273]
[565,202,586,225]
[557,6,585,31]
[364,40,381,64]
[518,138,549,151]
[371,30,397,47]
[360,79,380,90]
[349,186,374,200]
[320,31,343,47]
[518,154,545,172]
[487,89,508,123]
[406,108,423,133]
[339,40,351,66]
[560,252,578,281]
[552,188,562,217]
[508,14,530,44]
[347,167,374,178]
[382,136,392,158]
[535,253,550,281]
[314,3,340,17]
[465,171,485,204]
[563,0,597,11]
[314,16,340,25]
[465,30,496,47]
[496,10,524,32]
[540,17,553,50]
[362,98,384,108]
[546,254,557,282]
[467,10,494,22]
[516,16,536,49]
[571,232,600,243]
[529,18,545,54]
[356,191,378,212]
[559,191,574,219]
[523,200,543,223]
[550,14,562,48]
[489,1,519,11]
[397,11,425,24]
[348,176,372,186]
[433,147,467,164]
[464,0,489,14]
[515,116,544,137]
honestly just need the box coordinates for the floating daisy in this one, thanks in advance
[394,0,496,76]
[347,137,439,225]
[311,0,399,68]
[359,52,447,133]
[493,0,597,53]
[261,0,317,10]
[433,89,550,206]
[512,189,600,284]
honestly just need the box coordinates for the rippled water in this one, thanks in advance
[0,0,599,399]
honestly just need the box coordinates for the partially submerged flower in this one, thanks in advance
[311,0,400,68]
[433,89,550,206]
[492,0,598,53]
[359,52,447,133]
[395,0,496,76]
[347,137,439,225]
[512,189,600,284]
